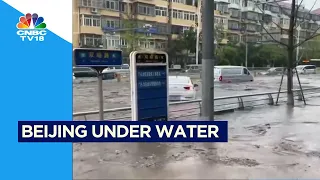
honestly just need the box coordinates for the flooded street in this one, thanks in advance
[73,74,320,179]
[73,73,320,113]
[73,100,320,179]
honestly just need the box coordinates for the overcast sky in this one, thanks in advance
[291,0,320,10]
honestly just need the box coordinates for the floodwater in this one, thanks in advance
[73,73,320,113]
[73,100,320,179]
[73,73,320,179]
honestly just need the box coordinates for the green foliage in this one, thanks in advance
[173,26,197,54]
[301,40,320,60]
[214,23,224,43]
[216,44,287,67]
[120,14,144,53]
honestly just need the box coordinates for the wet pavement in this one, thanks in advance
[73,74,320,179]
[73,98,320,179]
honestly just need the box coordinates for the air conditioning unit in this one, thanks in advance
[91,8,98,13]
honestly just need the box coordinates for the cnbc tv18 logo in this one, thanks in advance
[16,13,47,41]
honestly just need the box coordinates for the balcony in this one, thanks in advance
[264,10,272,16]
[229,3,240,10]
[228,26,240,31]
[129,0,156,5]
[242,6,262,14]
[242,6,255,12]
[215,0,230,3]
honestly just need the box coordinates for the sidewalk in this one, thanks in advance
[73,98,320,179]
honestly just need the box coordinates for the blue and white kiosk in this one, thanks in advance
[130,51,169,121]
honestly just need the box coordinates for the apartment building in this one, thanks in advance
[72,0,320,52]
[73,0,201,51]
[260,1,320,44]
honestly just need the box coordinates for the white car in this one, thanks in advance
[169,76,198,101]
[295,65,316,74]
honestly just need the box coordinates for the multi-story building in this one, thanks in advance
[72,0,320,53]
[260,1,320,45]
[73,0,200,52]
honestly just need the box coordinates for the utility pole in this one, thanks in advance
[245,39,248,67]
[296,25,301,66]
[201,0,214,120]
[195,0,201,65]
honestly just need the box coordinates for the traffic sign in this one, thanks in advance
[73,48,123,121]
[130,51,169,121]
[73,48,122,67]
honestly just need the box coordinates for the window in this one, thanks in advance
[82,15,101,27]
[230,9,240,18]
[102,0,119,11]
[246,12,258,21]
[138,40,156,49]
[138,4,155,16]
[81,0,92,7]
[120,38,127,47]
[215,4,228,13]
[155,6,167,16]
[184,11,190,20]
[177,10,183,19]
[80,34,102,47]
[101,18,119,29]
[282,8,291,16]
[172,9,195,20]
[106,35,120,48]
[306,65,316,69]
[243,68,250,75]
[172,0,186,4]
[310,23,318,30]
[228,34,240,42]
[190,14,195,21]
[246,24,256,32]
[280,18,289,25]
[221,68,242,75]
[230,0,240,5]
[270,6,279,13]
[228,21,239,30]
[156,41,166,49]
[120,2,126,12]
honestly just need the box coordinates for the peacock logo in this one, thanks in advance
[16,13,47,41]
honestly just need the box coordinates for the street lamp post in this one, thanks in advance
[201,0,214,120]
[245,40,248,67]
[296,25,301,66]
[195,2,201,65]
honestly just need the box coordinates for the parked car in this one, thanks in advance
[184,64,202,73]
[259,67,285,75]
[294,65,317,74]
[168,76,198,101]
[214,66,254,83]
[73,67,97,78]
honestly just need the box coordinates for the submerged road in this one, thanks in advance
[73,98,320,179]
[73,74,320,113]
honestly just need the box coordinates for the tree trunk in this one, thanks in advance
[286,0,296,106]
[287,48,294,106]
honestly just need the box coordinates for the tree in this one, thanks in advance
[301,39,320,59]
[169,27,197,65]
[214,23,225,44]
[257,44,287,66]
[120,13,144,54]
[216,45,238,65]
[255,0,320,106]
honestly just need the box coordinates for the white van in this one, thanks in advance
[214,66,254,83]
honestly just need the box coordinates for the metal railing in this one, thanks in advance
[73,87,320,121]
